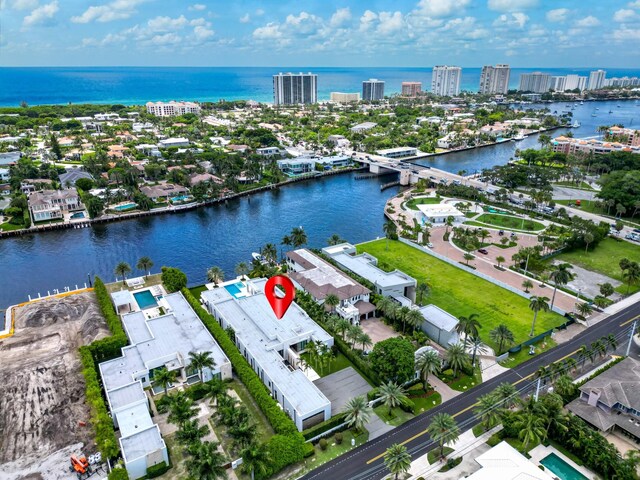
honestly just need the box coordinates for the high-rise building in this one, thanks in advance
[431,66,462,96]
[479,64,510,94]
[273,72,318,105]
[330,92,360,103]
[550,76,566,92]
[588,70,607,90]
[401,82,422,97]
[518,72,551,93]
[362,79,385,101]
[564,74,587,91]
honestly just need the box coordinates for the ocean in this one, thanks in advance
[2,67,640,107]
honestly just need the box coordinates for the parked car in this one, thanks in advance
[478,248,489,254]
[427,243,434,248]
[498,230,505,236]
[633,228,640,234]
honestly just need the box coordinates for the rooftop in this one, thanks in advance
[576,357,640,410]
[418,304,459,333]
[119,425,166,462]
[467,441,553,480]
[417,203,464,218]
[287,249,370,301]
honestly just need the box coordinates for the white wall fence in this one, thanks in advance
[398,237,566,316]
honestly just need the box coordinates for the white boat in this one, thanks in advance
[572,121,581,128]
[251,252,265,262]
[511,133,527,141]
[580,101,584,105]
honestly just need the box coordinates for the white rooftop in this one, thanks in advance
[116,402,154,438]
[120,425,166,463]
[417,203,464,218]
[108,381,147,412]
[418,304,459,333]
[467,441,554,480]
[111,290,135,308]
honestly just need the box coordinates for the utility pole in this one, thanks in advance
[534,377,541,401]
[626,321,637,357]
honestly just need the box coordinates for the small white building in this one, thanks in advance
[417,304,460,347]
[256,146,281,157]
[0,168,9,181]
[376,147,418,159]
[350,122,377,133]
[416,203,464,224]
[158,137,190,148]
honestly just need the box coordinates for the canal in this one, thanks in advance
[1,99,638,308]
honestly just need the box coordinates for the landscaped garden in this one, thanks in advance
[357,239,566,351]
[470,213,546,232]
[405,196,441,210]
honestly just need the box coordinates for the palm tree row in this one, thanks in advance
[114,256,155,283]
[376,296,424,334]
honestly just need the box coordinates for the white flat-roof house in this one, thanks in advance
[322,243,417,304]
[256,147,282,157]
[286,249,375,324]
[158,137,190,148]
[99,292,232,479]
[416,203,465,224]
[376,147,418,159]
[466,441,554,480]
[277,158,316,175]
[201,278,333,431]
[417,304,460,347]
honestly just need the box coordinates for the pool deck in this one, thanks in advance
[529,445,598,480]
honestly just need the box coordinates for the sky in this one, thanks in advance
[1,0,640,67]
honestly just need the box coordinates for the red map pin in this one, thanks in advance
[265,275,296,319]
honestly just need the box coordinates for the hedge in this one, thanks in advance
[90,277,128,362]
[79,346,119,460]
[181,289,307,475]
[107,467,129,480]
[302,413,348,441]
[146,461,169,478]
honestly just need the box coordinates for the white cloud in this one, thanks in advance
[612,27,640,40]
[149,33,181,46]
[71,0,146,23]
[147,15,189,32]
[488,0,538,12]
[284,11,322,35]
[359,10,378,31]
[377,11,404,35]
[253,23,282,40]
[188,4,206,11]
[546,8,570,23]
[240,13,250,23]
[193,25,214,41]
[493,12,529,28]
[613,8,640,22]
[330,7,351,27]
[415,0,470,17]
[575,15,600,27]
[23,1,58,27]
[10,0,38,10]
[255,8,264,16]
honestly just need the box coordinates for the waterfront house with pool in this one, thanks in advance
[286,248,375,324]
[140,183,190,203]
[201,278,333,431]
[99,291,232,478]
[27,187,84,222]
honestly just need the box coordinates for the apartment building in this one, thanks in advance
[401,82,422,97]
[330,92,361,103]
[145,101,201,117]
[432,66,462,96]
[362,79,385,101]
[273,72,318,105]
[479,65,510,94]
[588,70,607,90]
[551,136,640,155]
[518,72,551,93]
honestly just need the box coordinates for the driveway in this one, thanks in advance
[314,368,372,416]
[360,317,400,344]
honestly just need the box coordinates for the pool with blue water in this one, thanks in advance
[134,290,158,309]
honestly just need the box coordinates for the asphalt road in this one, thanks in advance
[300,301,640,480]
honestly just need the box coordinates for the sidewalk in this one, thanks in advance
[408,425,502,479]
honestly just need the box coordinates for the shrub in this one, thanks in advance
[334,432,343,444]
[303,413,347,441]
[107,467,129,480]
[319,438,328,451]
[93,277,126,337]
[146,461,169,478]
[161,267,187,293]
[186,382,209,401]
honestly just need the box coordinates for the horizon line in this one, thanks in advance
[0,65,634,69]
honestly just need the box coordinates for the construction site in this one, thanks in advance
[0,292,109,480]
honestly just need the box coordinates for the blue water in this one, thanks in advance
[71,212,85,219]
[2,67,640,106]
[224,282,245,299]
[133,290,158,309]
[114,203,137,211]
[540,453,588,480]
[171,195,191,203]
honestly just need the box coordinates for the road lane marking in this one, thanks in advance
[620,314,640,327]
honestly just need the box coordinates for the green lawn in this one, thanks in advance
[428,446,454,464]
[405,196,441,210]
[300,351,369,379]
[553,181,594,190]
[474,213,546,232]
[410,391,442,413]
[500,337,557,368]
[357,240,566,350]
[373,405,414,427]
[448,369,483,392]
[303,430,368,473]
[0,221,24,231]
[189,284,209,299]
[556,199,640,226]
[552,237,640,286]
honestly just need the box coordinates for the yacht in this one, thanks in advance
[511,133,527,141]
[252,252,265,263]
[572,121,581,128]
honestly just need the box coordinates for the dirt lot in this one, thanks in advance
[0,292,110,479]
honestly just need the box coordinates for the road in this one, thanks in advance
[300,301,640,480]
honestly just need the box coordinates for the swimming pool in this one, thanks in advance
[114,203,137,211]
[540,453,588,480]
[171,195,191,203]
[133,290,158,309]
[224,282,245,299]
[71,212,85,219]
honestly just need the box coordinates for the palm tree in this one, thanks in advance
[324,293,340,313]
[496,255,505,268]
[427,413,460,458]
[187,441,228,480]
[578,345,589,370]
[115,261,132,284]
[463,252,475,266]
[241,442,270,480]
[415,349,441,389]
[456,313,480,348]
[290,226,308,248]
[591,339,606,358]
[604,333,618,353]
[203,378,228,407]
[356,331,373,351]
[383,220,397,250]
[554,375,576,401]
[522,279,534,293]
[445,343,470,377]
[468,336,488,368]
[549,263,574,308]
[207,266,225,285]
[327,233,345,246]
[346,324,361,347]
[515,412,546,452]
[378,382,408,416]
[404,309,424,333]
[416,282,429,304]
[136,256,153,278]
[153,367,177,395]
[493,382,518,408]
[167,392,198,428]
[489,324,515,354]
[575,302,593,320]
[475,393,501,431]
[235,262,249,279]
[384,444,412,480]
[188,351,217,382]
[336,318,351,340]
[623,262,640,294]
[343,395,373,434]
[528,295,550,337]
